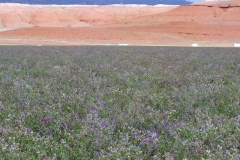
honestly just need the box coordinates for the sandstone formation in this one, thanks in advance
[0,4,177,31]
[0,1,239,46]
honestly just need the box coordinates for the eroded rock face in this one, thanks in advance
[0,1,239,46]
[0,4,177,31]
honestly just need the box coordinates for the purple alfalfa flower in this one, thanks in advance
[94,151,101,158]
[197,150,202,155]
[90,125,97,132]
[197,97,202,102]
[67,123,73,130]
[150,126,155,130]
[65,96,70,101]
[131,133,138,138]
[146,130,151,135]
[100,123,107,130]
[90,106,97,112]
[171,123,179,129]
[182,85,187,89]
[140,137,152,145]
[41,116,53,125]
[135,117,139,123]
[97,100,105,108]
[41,154,46,159]
[122,110,127,115]
[151,132,157,139]
[162,122,168,130]
[24,128,31,135]
[155,129,160,135]
[179,121,187,128]
[29,103,34,108]
[167,131,175,137]
[19,104,26,111]
[153,155,161,160]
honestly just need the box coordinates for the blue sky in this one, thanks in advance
[189,0,202,2]
[189,0,229,2]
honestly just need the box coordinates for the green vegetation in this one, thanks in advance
[0,46,239,159]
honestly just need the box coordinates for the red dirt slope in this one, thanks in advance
[0,4,177,31]
[0,1,239,46]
